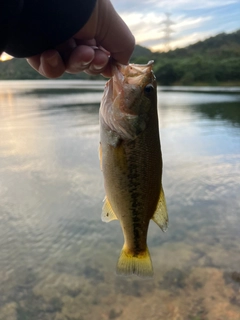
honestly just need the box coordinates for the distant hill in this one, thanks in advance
[158,30,240,59]
[151,29,240,85]
[190,30,240,55]
[0,58,99,80]
[1,29,240,85]
[131,45,152,60]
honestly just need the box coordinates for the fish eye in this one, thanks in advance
[144,84,154,94]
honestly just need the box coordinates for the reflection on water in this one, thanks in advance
[0,80,240,320]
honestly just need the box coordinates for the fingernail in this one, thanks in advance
[46,53,59,67]
[82,61,91,67]
[92,64,104,70]
[39,64,46,77]
[98,46,110,54]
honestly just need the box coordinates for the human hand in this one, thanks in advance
[27,0,135,78]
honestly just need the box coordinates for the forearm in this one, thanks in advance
[0,0,96,57]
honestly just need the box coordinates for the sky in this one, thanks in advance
[111,0,240,52]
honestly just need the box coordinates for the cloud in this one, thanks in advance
[120,11,213,51]
[150,0,238,10]
[112,0,239,12]
[150,31,217,51]
[111,0,240,51]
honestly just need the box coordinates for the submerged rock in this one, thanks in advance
[0,302,17,320]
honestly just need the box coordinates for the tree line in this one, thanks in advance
[132,30,240,86]
[0,29,240,86]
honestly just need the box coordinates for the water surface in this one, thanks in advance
[0,80,240,320]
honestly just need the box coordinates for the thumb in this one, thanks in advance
[96,0,135,65]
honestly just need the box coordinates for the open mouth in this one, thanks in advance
[104,61,155,110]
[111,61,154,97]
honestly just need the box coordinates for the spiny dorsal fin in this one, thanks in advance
[101,197,118,223]
[152,186,168,232]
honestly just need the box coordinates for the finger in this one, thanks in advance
[96,0,135,65]
[39,51,65,78]
[74,39,97,47]
[27,54,41,72]
[65,45,95,74]
[85,60,112,78]
[100,60,114,78]
[86,49,109,75]
[27,50,65,78]
[55,38,77,63]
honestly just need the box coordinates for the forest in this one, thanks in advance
[0,29,240,86]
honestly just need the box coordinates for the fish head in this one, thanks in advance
[100,61,157,141]
[112,60,156,116]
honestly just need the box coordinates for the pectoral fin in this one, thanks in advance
[152,186,168,232]
[101,197,118,223]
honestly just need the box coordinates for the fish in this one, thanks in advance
[99,61,168,277]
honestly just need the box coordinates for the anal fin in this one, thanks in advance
[101,196,118,223]
[152,186,168,232]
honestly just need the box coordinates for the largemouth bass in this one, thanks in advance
[99,61,168,277]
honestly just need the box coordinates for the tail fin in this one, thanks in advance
[116,246,153,278]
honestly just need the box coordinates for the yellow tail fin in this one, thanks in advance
[116,246,153,278]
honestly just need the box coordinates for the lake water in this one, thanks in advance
[0,80,240,320]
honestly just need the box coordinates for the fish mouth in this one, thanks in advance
[111,61,155,100]
[121,60,154,83]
